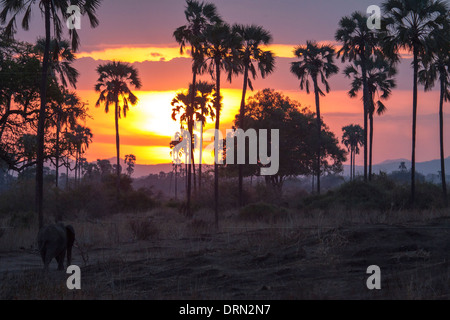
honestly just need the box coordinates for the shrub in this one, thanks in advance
[128,218,158,241]
[187,219,211,235]
[238,202,290,223]
[301,175,446,211]
[8,211,34,228]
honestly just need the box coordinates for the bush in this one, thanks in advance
[8,211,34,228]
[120,187,158,213]
[301,174,446,211]
[187,219,211,235]
[238,202,290,223]
[128,218,159,241]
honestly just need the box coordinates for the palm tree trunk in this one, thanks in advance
[214,58,221,230]
[187,117,193,218]
[66,160,69,189]
[36,2,51,230]
[353,148,356,179]
[115,100,121,203]
[74,150,78,184]
[369,109,374,181]
[238,65,249,207]
[350,147,353,181]
[186,65,197,217]
[361,54,369,183]
[313,76,321,194]
[199,122,204,191]
[411,48,418,205]
[439,77,448,207]
[175,164,178,200]
[55,111,61,188]
[192,147,196,193]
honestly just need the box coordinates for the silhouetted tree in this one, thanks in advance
[95,61,142,201]
[344,54,396,180]
[418,22,450,207]
[201,22,241,228]
[342,124,364,180]
[124,154,136,177]
[291,41,339,194]
[382,0,448,204]
[174,0,222,218]
[0,0,101,229]
[233,24,275,207]
[335,11,382,183]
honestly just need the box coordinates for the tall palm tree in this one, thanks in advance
[191,81,215,191]
[342,124,364,180]
[66,124,92,184]
[290,41,339,194]
[95,61,142,200]
[35,38,79,89]
[35,38,81,189]
[335,11,381,182]
[0,0,101,229]
[174,0,222,218]
[344,54,397,179]
[201,22,241,228]
[51,90,86,188]
[419,25,450,207]
[382,0,448,204]
[233,24,275,207]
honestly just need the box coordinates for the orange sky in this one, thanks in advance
[81,88,243,165]
[81,85,445,166]
[9,0,443,167]
[1,0,447,183]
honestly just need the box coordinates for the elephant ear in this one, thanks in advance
[65,225,75,266]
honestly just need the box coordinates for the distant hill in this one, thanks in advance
[344,157,450,177]
[133,163,173,178]
[49,157,450,179]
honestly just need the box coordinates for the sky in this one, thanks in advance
[9,0,448,166]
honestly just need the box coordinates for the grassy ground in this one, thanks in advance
[1,206,450,299]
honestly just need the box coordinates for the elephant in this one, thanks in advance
[37,223,75,271]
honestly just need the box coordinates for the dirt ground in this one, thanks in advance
[1,210,450,300]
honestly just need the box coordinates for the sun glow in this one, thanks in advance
[81,89,242,165]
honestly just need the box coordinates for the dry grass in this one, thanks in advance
[128,218,159,241]
[2,205,450,299]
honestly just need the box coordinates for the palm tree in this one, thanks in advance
[51,90,87,188]
[290,41,339,194]
[174,0,222,218]
[201,22,241,228]
[382,0,448,204]
[418,25,450,207]
[124,154,136,177]
[335,11,382,182]
[191,81,215,191]
[0,0,101,229]
[342,124,364,180]
[35,38,82,188]
[95,61,142,200]
[233,24,275,207]
[67,125,92,184]
[344,54,397,179]
[171,86,209,193]
[35,38,79,89]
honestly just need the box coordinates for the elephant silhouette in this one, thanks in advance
[37,223,75,271]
